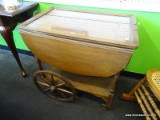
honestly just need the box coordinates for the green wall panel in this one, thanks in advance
[0,27,29,50]
[1,2,160,74]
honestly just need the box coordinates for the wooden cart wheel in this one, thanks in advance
[33,70,76,102]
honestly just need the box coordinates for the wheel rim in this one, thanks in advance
[33,70,76,102]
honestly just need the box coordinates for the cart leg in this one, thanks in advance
[35,57,43,70]
[35,57,46,77]
[102,74,119,109]
[120,77,146,101]
[102,95,114,109]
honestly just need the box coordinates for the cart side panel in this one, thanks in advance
[21,32,133,77]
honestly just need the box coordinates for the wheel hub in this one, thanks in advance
[50,85,56,91]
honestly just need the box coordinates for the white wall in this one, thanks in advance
[24,0,160,12]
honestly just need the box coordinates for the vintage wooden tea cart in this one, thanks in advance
[18,8,138,108]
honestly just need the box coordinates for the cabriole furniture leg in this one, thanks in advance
[0,22,26,77]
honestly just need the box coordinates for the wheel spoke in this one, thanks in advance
[37,81,50,87]
[57,91,67,98]
[51,74,56,85]
[43,87,51,91]
[56,88,73,94]
[56,82,66,87]
[40,74,51,85]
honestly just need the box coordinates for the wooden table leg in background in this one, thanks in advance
[0,24,26,77]
[0,2,38,77]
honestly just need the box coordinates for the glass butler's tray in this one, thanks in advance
[26,9,138,49]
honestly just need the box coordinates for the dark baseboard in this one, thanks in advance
[0,44,145,79]
[0,45,34,56]
[120,71,145,80]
